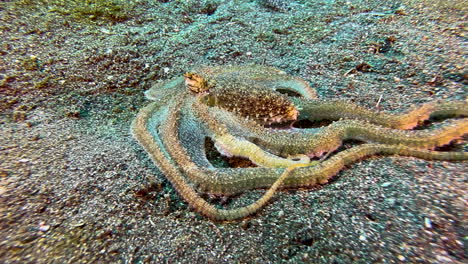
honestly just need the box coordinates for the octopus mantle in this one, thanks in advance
[132,65,467,221]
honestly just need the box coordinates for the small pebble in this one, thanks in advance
[38,222,50,232]
[278,210,285,218]
[100,28,111,34]
[436,255,452,262]
[381,182,392,187]
[424,217,432,229]
[385,198,396,206]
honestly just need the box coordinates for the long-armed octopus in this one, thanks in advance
[132,65,467,221]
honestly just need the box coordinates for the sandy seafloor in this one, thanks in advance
[0,0,467,263]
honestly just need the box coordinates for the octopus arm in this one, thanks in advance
[293,99,468,129]
[195,144,468,194]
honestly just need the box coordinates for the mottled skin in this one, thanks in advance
[133,65,467,221]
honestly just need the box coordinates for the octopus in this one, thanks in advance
[132,65,467,221]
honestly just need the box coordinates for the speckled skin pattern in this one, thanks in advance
[132,65,467,221]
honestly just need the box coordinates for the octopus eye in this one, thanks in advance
[275,88,303,97]
[184,72,210,93]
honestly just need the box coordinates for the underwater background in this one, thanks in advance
[0,0,466,263]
